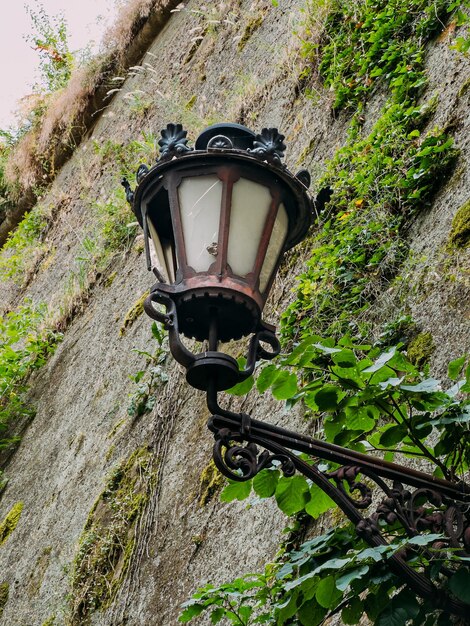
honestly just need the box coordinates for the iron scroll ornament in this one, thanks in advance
[206,385,470,619]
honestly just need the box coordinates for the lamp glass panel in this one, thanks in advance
[148,218,175,282]
[259,203,288,293]
[179,175,222,272]
[227,178,272,277]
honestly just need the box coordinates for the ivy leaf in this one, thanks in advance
[220,480,251,502]
[447,356,467,381]
[346,405,378,431]
[331,349,357,368]
[313,343,342,354]
[400,379,441,393]
[406,533,444,546]
[210,607,225,623]
[226,375,254,396]
[238,605,252,622]
[336,565,369,591]
[307,385,343,411]
[305,484,335,519]
[363,347,396,373]
[297,598,328,626]
[275,475,309,515]
[379,424,406,447]
[253,469,280,498]
[448,568,470,603]
[342,597,364,624]
[256,365,279,393]
[375,589,420,626]
[271,371,298,400]
[179,604,205,622]
[315,576,342,608]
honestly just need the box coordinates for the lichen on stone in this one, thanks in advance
[185,94,197,110]
[448,198,470,248]
[119,291,149,335]
[28,546,52,598]
[198,458,225,506]
[0,501,23,546]
[0,581,9,617]
[238,13,264,51]
[68,447,156,624]
[407,332,435,369]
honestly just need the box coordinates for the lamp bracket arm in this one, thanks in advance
[241,326,281,380]
[206,394,470,618]
[144,287,195,369]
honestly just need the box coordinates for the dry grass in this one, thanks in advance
[1,0,181,245]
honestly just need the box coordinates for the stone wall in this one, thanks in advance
[0,1,468,624]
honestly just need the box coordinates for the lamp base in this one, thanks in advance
[175,288,261,342]
[186,352,242,391]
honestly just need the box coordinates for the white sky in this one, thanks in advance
[0,0,120,129]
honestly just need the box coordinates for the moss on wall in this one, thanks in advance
[119,291,149,335]
[28,546,52,598]
[199,459,225,506]
[68,447,156,624]
[0,581,9,617]
[448,198,470,248]
[406,332,435,369]
[0,501,23,546]
[238,14,264,51]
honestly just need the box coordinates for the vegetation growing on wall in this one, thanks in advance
[282,108,457,341]
[0,304,61,465]
[126,322,169,418]
[0,581,9,617]
[0,501,24,546]
[282,0,463,342]
[0,0,181,247]
[448,197,470,247]
[69,446,156,624]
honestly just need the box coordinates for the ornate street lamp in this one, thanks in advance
[123,123,470,618]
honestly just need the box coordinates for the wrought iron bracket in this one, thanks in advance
[206,385,470,619]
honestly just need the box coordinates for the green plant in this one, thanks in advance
[182,341,470,624]
[303,0,458,110]
[0,302,62,448]
[25,2,74,93]
[69,447,156,623]
[0,203,51,283]
[282,108,457,341]
[285,0,461,341]
[182,519,470,625]
[127,323,168,419]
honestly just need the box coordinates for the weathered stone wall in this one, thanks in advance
[0,0,468,624]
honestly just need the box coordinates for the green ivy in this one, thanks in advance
[0,302,62,451]
[127,323,168,419]
[302,0,466,111]
[183,342,470,624]
[180,524,470,625]
[282,0,462,342]
[282,107,457,341]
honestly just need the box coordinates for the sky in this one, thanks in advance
[0,0,119,129]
